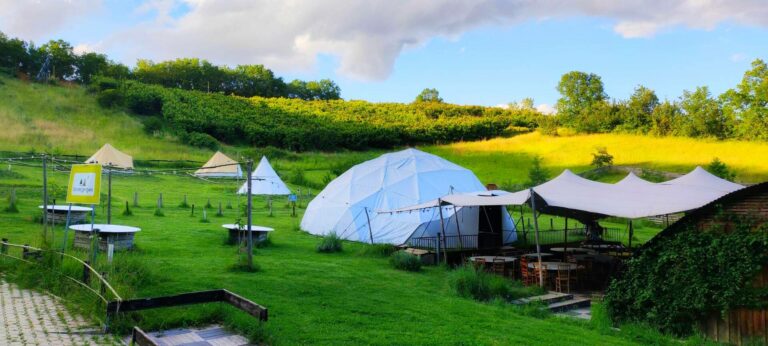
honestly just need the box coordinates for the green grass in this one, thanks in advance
[0,164,683,345]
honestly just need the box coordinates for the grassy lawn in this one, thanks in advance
[0,164,695,345]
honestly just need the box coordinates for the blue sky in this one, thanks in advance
[1,1,766,109]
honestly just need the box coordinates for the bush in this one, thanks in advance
[360,243,397,257]
[316,232,343,253]
[389,251,422,272]
[591,147,614,168]
[707,157,736,181]
[184,132,219,150]
[88,76,119,92]
[538,116,559,136]
[97,89,123,108]
[142,117,164,135]
[449,265,539,302]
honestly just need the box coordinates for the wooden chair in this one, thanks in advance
[531,262,548,288]
[472,258,486,271]
[491,258,506,277]
[555,263,571,293]
[520,256,531,285]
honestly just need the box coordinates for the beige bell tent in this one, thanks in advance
[195,151,242,178]
[85,144,134,170]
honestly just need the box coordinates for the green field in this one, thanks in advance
[0,76,750,345]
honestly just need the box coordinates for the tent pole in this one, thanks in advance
[452,205,463,248]
[246,160,254,270]
[564,217,568,262]
[628,220,633,250]
[364,207,374,244]
[529,188,544,288]
[107,166,112,224]
[437,199,447,263]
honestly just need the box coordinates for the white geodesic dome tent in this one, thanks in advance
[301,149,516,245]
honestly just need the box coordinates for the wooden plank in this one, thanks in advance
[131,327,159,346]
[108,289,225,314]
[223,290,268,321]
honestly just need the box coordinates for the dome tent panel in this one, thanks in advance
[301,148,516,245]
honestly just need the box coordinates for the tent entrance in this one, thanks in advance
[477,206,502,249]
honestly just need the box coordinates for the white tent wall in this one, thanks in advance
[237,156,291,195]
[301,148,516,245]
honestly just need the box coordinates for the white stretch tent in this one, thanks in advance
[85,143,133,170]
[301,148,516,245]
[237,156,291,195]
[386,167,744,220]
[195,151,242,178]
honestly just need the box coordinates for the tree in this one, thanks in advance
[414,88,443,103]
[527,156,548,187]
[720,59,768,140]
[556,71,607,125]
[650,100,682,136]
[679,86,730,139]
[75,52,109,83]
[706,157,736,181]
[620,85,659,133]
[39,39,76,80]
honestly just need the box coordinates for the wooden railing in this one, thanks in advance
[109,289,268,322]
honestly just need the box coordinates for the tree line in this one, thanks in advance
[552,60,768,141]
[0,31,340,100]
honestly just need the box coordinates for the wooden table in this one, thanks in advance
[527,262,578,271]
[222,224,274,244]
[69,224,140,251]
[520,252,553,259]
[39,205,92,224]
[549,247,595,254]
[469,256,516,263]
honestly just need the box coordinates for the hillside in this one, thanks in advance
[0,76,210,161]
[2,76,766,186]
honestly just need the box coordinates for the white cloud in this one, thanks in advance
[73,43,97,55]
[730,53,747,62]
[0,0,101,41]
[536,104,556,115]
[4,0,768,80]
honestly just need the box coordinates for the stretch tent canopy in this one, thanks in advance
[195,151,242,178]
[85,143,133,170]
[237,156,291,195]
[385,167,744,220]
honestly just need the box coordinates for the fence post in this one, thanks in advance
[22,244,29,259]
[133,191,139,207]
[82,260,91,284]
[100,272,108,296]
[1,238,7,254]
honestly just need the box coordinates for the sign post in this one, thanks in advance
[64,164,102,254]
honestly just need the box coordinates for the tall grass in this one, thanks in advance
[449,264,542,302]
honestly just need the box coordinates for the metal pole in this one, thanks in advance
[564,217,568,262]
[62,203,72,255]
[364,207,374,244]
[628,220,634,250]
[529,188,544,288]
[107,167,112,224]
[42,154,48,243]
[452,205,464,248]
[246,160,254,269]
[437,200,447,263]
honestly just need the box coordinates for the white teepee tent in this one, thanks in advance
[85,143,133,170]
[237,156,291,195]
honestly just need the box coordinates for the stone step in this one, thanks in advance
[513,291,572,305]
[548,297,592,313]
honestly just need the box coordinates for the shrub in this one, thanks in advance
[706,157,736,181]
[591,146,614,168]
[389,251,422,272]
[538,116,559,136]
[360,243,397,257]
[449,264,537,302]
[153,208,164,217]
[97,89,123,108]
[316,232,343,253]
[184,132,219,150]
[527,156,548,187]
[88,76,119,92]
[142,117,164,135]
[4,189,18,213]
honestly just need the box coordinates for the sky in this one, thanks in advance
[1,0,767,111]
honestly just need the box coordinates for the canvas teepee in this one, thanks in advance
[195,151,242,178]
[237,156,291,195]
[85,143,133,170]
